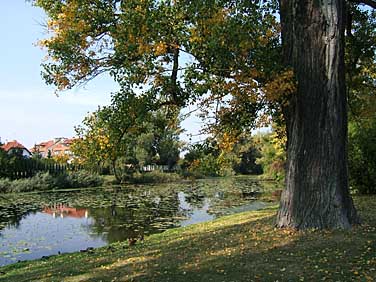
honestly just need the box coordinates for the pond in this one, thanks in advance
[0,177,278,266]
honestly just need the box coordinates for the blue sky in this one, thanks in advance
[0,2,118,148]
[0,2,203,148]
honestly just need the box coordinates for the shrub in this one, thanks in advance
[64,170,104,188]
[0,178,11,193]
[0,172,50,193]
[129,171,181,184]
[0,171,104,193]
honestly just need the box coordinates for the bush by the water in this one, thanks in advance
[129,171,181,184]
[0,171,103,193]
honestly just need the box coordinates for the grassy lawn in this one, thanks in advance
[0,196,374,282]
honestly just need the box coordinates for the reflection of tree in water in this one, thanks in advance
[0,193,41,233]
[189,178,268,216]
[0,206,39,233]
[86,188,182,243]
[0,190,102,234]
[183,185,206,209]
[0,190,91,234]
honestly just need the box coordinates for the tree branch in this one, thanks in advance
[171,46,179,102]
[354,0,376,9]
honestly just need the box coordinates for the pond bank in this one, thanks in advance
[0,195,374,282]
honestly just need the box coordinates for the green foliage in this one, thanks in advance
[345,7,376,195]
[0,171,103,193]
[182,140,221,178]
[33,0,284,133]
[255,131,286,182]
[346,7,376,119]
[0,151,80,180]
[182,133,263,178]
[0,147,9,179]
[189,154,222,178]
[232,139,263,175]
[0,178,11,193]
[135,132,155,168]
[72,90,183,182]
[348,120,376,194]
[61,170,104,188]
[129,171,181,184]
[7,172,56,192]
[72,89,153,178]
[143,110,183,169]
[0,148,41,179]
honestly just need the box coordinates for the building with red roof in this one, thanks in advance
[1,140,32,158]
[31,137,74,158]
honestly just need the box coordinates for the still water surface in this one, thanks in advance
[0,177,277,266]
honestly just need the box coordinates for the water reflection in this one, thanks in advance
[178,192,214,226]
[85,192,182,243]
[43,205,88,219]
[0,177,278,266]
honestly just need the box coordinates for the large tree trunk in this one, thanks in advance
[276,0,360,229]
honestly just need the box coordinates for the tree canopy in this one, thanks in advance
[32,0,376,128]
[34,0,286,132]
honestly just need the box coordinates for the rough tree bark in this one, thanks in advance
[276,0,360,229]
